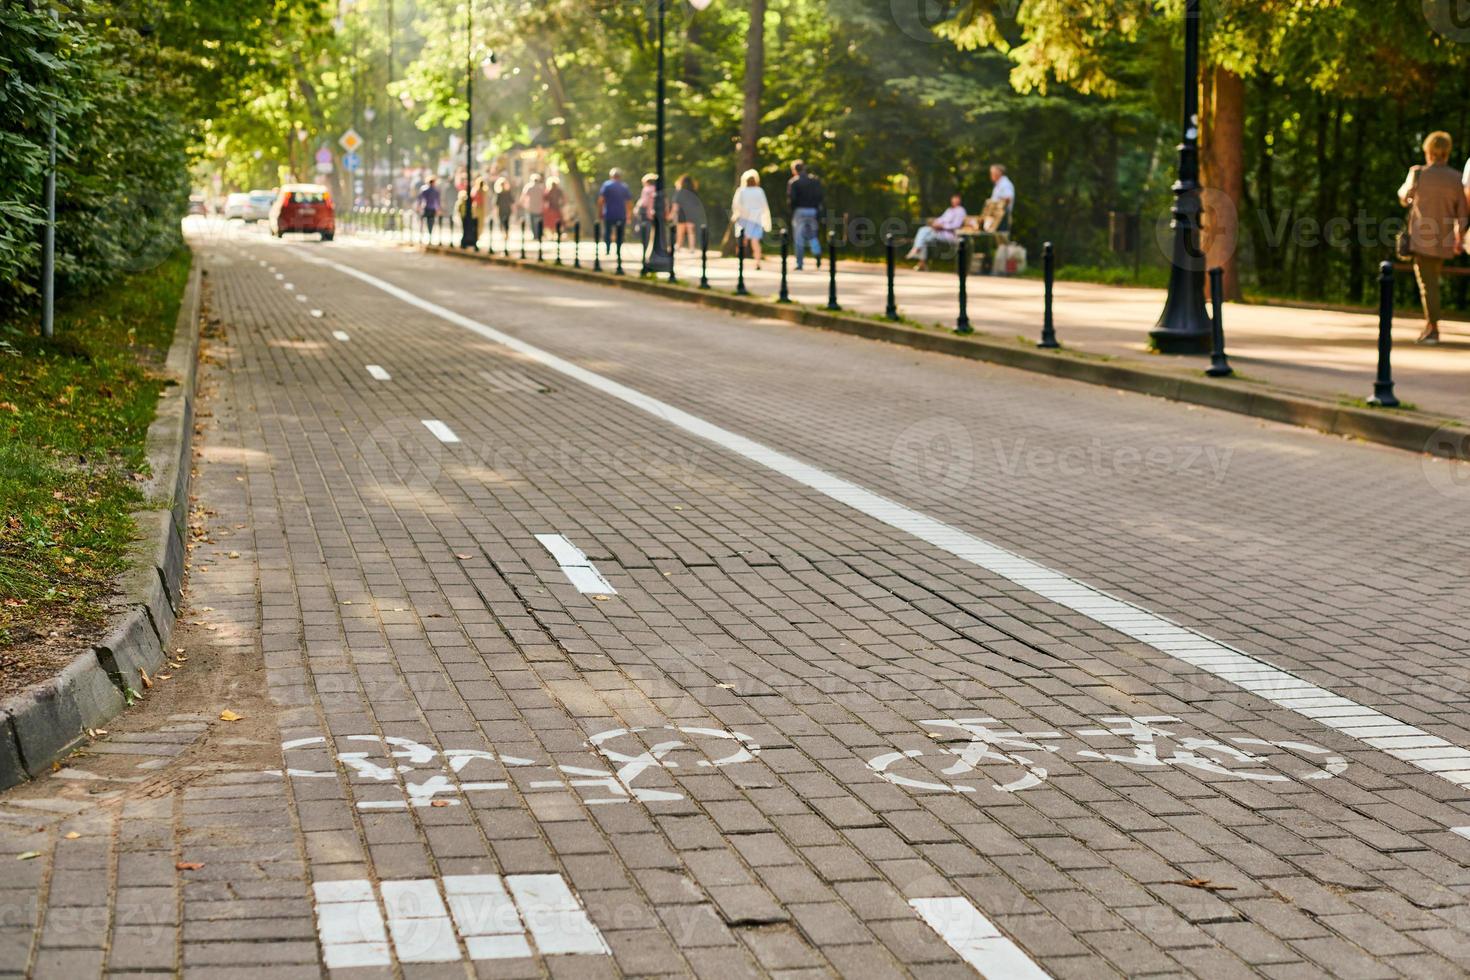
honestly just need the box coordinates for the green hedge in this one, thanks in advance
[0,5,188,320]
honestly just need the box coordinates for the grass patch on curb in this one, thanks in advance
[0,248,189,681]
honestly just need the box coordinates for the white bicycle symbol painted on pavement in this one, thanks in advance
[868,715,1347,795]
[278,725,760,810]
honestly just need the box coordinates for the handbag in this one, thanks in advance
[1397,167,1421,259]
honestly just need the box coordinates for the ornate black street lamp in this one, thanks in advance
[459,0,479,249]
[645,0,712,273]
[1149,0,1211,353]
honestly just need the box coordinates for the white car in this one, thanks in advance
[242,190,276,222]
[223,192,250,220]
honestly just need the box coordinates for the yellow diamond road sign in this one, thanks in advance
[339,129,362,153]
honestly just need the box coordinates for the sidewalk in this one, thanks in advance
[399,223,1470,424]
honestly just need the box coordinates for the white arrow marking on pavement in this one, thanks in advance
[422,419,459,443]
[911,897,1051,979]
[332,330,350,342]
[535,533,617,595]
[298,250,1470,791]
[366,365,391,381]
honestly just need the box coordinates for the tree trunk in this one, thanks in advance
[1347,101,1369,304]
[1200,64,1244,301]
[737,0,765,174]
[536,47,596,228]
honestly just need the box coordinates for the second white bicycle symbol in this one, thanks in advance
[868,715,1348,795]
[279,725,760,810]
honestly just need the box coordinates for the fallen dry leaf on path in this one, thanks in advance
[176,862,205,871]
[1171,878,1235,892]
[219,710,243,722]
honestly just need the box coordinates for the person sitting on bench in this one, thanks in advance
[906,193,967,271]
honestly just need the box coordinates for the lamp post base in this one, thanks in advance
[645,247,672,273]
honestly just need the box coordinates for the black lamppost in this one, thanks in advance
[645,0,712,273]
[459,0,478,249]
[1149,0,1211,353]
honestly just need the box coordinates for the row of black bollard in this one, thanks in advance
[827,232,840,311]
[735,228,747,296]
[699,226,710,289]
[955,238,971,334]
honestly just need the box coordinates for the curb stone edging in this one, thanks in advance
[423,244,1470,459]
[0,256,203,790]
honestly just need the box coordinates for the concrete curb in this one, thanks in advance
[424,244,1470,459]
[0,256,203,790]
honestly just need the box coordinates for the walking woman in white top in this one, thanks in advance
[730,169,772,268]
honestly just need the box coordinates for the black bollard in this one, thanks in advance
[699,225,710,289]
[667,221,677,284]
[1038,241,1059,349]
[519,217,527,260]
[537,221,544,262]
[555,222,563,265]
[884,234,899,320]
[573,221,581,268]
[1368,260,1400,407]
[955,238,972,334]
[1206,266,1234,377]
[778,228,791,303]
[826,232,840,311]
[593,222,602,272]
[614,222,625,275]
[735,228,748,295]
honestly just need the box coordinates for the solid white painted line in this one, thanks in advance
[1452,827,1470,841]
[422,419,459,443]
[535,533,617,595]
[302,251,1470,790]
[332,330,351,342]
[312,880,391,968]
[366,365,391,381]
[910,897,1050,979]
[506,874,609,956]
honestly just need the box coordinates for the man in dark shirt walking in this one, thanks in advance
[417,177,442,243]
[787,161,824,270]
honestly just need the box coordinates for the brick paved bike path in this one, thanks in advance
[2,225,1469,978]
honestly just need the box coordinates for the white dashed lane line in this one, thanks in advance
[365,365,391,381]
[421,419,459,443]
[300,249,1470,792]
[911,897,1051,979]
[535,534,617,595]
[332,330,350,342]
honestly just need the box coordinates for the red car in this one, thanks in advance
[269,183,335,240]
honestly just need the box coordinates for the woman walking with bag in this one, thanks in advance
[1398,131,1468,345]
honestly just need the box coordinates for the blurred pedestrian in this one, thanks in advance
[787,160,824,270]
[671,175,702,251]
[544,176,566,238]
[417,177,441,242]
[635,173,658,239]
[471,177,489,246]
[731,169,772,268]
[906,193,967,271]
[494,177,514,241]
[1399,131,1468,345]
[518,173,546,240]
[597,168,632,254]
